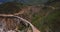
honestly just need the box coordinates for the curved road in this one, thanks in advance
[0,5,56,32]
[0,14,40,32]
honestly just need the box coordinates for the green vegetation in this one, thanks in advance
[0,0,60,32]
[31,1,60,32]
[31,8,60,32]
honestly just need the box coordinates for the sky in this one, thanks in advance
[0,0,14,4]
[0,0,5,2]
[0,0,48,5]
[0,0,14,2]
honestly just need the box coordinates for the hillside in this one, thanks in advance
[0,0,60,32]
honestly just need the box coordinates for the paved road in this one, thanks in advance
[0,14,40,32]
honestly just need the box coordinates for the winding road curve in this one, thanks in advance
[0,5,56,32]
[0,14,40,32]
